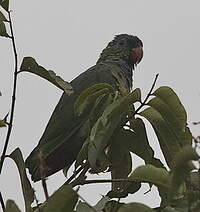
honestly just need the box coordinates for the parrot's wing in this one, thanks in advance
[25,63,119,181]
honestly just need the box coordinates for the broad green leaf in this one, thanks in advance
[88,88,141,170]
[0,11,7,21]
[74,83,114,115]
[170,146,199,194]
[117,202,154,212]
[125,118,164,168]
[0,0,9,11]
[35,185,78,212]
[0,119,6,127]
[20,57,73,95]
[8,148,34,212]
[5,200,21,212]
[129,165,171,190]
[0,21,9,37]
[152,86,187,130]
[147,96,192,147]
[139,107,182,168]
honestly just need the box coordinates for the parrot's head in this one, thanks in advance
[97,34,143,69]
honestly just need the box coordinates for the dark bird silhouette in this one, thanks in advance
[25,34,143,181]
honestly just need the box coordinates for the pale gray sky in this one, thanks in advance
[1,0,200,210]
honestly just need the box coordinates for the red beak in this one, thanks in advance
[131,46,143,65]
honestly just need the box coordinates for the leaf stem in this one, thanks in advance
[0,11,18,174]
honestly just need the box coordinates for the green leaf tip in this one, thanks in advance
[20,57,73,95]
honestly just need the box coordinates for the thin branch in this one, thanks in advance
[0,11,19,174]
[124,73,159,124]
[71,178,135,187]
[0,192,5,212]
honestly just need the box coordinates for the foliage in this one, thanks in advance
[1,2,200,212]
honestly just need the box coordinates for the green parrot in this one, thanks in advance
[25,34,143,182]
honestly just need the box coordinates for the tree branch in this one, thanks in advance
[0,11,19,174]
[0,192,5,212]
[71,178,135,187]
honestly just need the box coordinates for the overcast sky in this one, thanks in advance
[1,0,200,210]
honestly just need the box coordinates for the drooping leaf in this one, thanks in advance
[139,107,182,168]
[5,200,21,212]
[0,11,7,21]
[88,88,141,170]
[0,0,9,11]
[125,118,164,168]
[117,202,154,212]
[108,130,132,191]
[152,86,187,130]
[0,21,9,37]
[35,185,78,212]
[20,57,73,95]
[8,148,34,212]
[129,165,171,190]
[76,200,98,212]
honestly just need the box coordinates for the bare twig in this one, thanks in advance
[124,73,159,124]
[42,179,49,200]
[70,164,89,187]
[37,150,49,200]
[0,192,5,212]
[65,162,89,184]
[0,11,19,174]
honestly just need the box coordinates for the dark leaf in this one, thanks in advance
[5,200,21,212]
[20,57,73,95]
[139,107,181,168]
[8,148,34,212]
[125,118,164,168]
[76,201,96,212]
[0,11,7,21]
[0,119,6,127]
[108,131,132,191]
[0,0,9,11]
[35,185,78,212]
[0,21,9,37]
